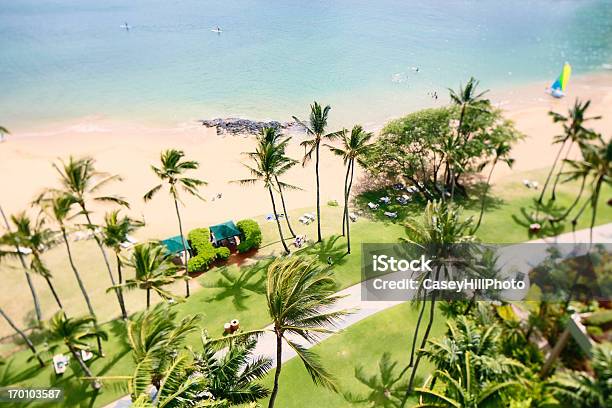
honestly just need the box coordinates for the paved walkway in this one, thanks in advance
[105,223,612,407]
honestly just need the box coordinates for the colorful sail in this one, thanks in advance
[551,62,571,92]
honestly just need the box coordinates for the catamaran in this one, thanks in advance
[548,62,571,98]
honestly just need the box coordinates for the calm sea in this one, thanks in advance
[1,0,611,128]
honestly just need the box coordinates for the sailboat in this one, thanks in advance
[549,62,571,98]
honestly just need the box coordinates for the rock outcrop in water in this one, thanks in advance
[200,118,306,136]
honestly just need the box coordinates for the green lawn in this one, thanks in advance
[1,167,611,407]
[259,302,445,408]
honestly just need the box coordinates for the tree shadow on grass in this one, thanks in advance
[296,235,349,267]
[0,357,43,386]
[201,261,270,311]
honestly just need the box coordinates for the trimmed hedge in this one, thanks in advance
[187,228,218,272]
[236,219,262,253]
[216,246,231,260]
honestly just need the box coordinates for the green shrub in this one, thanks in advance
[327,199,339,207]
[586,326,604,337]
[187,228,217,272]
[236,219,262,253]
[584,309,612,328]
[216,246,230,260]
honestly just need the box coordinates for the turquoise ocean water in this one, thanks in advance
[1,0,611,128]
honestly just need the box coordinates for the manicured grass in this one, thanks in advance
[1,167,610,407]
[259,302,446,407]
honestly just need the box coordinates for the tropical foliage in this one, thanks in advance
[144,149,207,297]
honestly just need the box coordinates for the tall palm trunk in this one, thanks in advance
[67,345,101,389]
[268,332,283,408]
[275,176,296,238]
[0,205,42,325]
[341,160,351,237]
[60,228,103,355]
[407,299,427,369]
[115,253,127,319]
[146,288,151,310]
[315,141,322,243]
[0,307,45,368]
[537,139,568,206]
[473,157,498,232]
[173,197,190,298]
[43,276,63,310]
[82,208,128,318]
[269,186,290,254]
[345,160,355,254]
[402,267,442,407]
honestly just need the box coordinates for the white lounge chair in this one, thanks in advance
[120,235,139,249]
[384,211,398,219]
[53,354,70,375]
[379,196,391,204]
[368,202,379,210]
[349,212,358,222]
[81,349,94,362]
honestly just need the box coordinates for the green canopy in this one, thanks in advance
[161,235,191,255]
[210,221,241,244]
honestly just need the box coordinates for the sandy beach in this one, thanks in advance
[2,73,611,241]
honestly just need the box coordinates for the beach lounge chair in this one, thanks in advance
[53,354,70,375]
[305,213,316,220]
[379,196,391,204]
[384,211,398,219]
[397,196,408,205]
[81,349,94,362]
[368,202,379,210]
[349,212,358,222]
[392,183,405,190]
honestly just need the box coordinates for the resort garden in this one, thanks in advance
[0,78,611,408]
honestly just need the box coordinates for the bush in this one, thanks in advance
[236,219,262,253]
[216,246,231,260]
[327,199,339,207]
[187,228,217,272]
[584,310,612,328]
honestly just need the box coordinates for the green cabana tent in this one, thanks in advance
[161,235,191,255]
[210,221,241,245]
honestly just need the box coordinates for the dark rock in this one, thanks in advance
[199,117,306,136]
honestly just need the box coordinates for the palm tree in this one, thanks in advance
[236,141,297,254]
[52,156,129,318]
[35,191,105,355]
[448,77,489,141]
[472,142,514,233]
[254,127,300,238]
[143,149,207,298]
[414,352,519,407]
[401,201,476,404]
[265,256,349,408]
[125,303,200,368]
[293,102,342,242]
[194,334,272,405]
[562,135,611,241]
[0,213,63,309]
[0,306,45,368]
[0,205,42,325]
[549,345,611,408]
[100,210,144,319]
[326,125,373,253]
[538,99,600,206]
[448,78,489,199]
[114,242,185,309]
[47,311,107,389]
